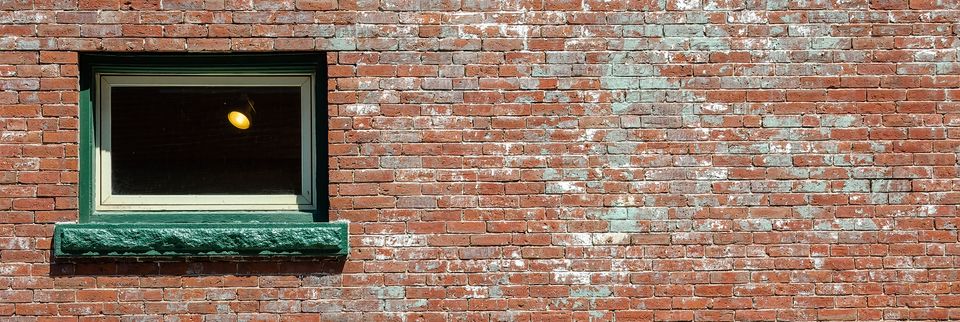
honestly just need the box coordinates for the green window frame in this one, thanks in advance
[53,53,347,258]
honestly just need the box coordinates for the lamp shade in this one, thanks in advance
[226,95,256,130]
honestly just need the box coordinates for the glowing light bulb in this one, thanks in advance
[227,111,250,130]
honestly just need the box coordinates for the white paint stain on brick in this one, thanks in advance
[694,168,728,180]
[552,271,593,285]
[674,0,701,10]
[769,143,792,154]
[701,103,729,113]
[343,104,380,116]
[592,233,630,245]
[0,265,20,275]
[359,235,426,247]
[547,181,583,194]
[564,233,594,246]
[462,286,486,298]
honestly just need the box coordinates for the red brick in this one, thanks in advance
[296,0,337,10]
[4,3,960,320]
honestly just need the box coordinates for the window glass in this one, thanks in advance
[109,86,302,195]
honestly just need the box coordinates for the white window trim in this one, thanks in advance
[94,74,317,211]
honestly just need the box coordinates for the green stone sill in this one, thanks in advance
[53,222,348,258]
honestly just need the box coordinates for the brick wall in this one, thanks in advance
[3,0,960,320]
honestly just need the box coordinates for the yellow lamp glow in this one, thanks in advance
[226,95,255,130]
[227,111,251,130]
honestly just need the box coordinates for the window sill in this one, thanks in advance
[53,222,348,258]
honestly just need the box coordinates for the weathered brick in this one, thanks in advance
[2,1,960,319]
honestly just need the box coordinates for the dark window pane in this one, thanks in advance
[109,86,302,195]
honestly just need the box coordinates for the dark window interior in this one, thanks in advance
[109,86,302,195]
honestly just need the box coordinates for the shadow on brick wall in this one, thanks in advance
[49,259,346,276]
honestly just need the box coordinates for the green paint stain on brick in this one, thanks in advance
[832,155,872,166]
[872,180,910,192]
[887,193,905,204]
[612,64,655,77]
[638,77,679,89]
[383,299,428,312]
[811,37,850,49]
[820,115,858,127]
[658,37,688,50]
[16,39,40,50]
[593,208,628,220]
[564,169,590,181]
[815,219,880,231]
[570,286,612,298]
[609,220,643,232]
[611,102,634,114]
[489,286,503,298]
[601,77,640,89]
[738,219,773,232]
[725,143,771,154]
[603,130,628,142]
[633,208,669,219]
[592,207,668,221]
[761,155,792,166]
[690,38,730,50]
[542,169,562,180]
[697,220,725,231]
[794,206,821,219]
[607,156,632,167]
[533,65,572,77]
[842,219,879,231]
[840,180,870,192]
[623,25,663,37]
[785,168,810,178]
[762,116,802,128]
[639,91,668,103]
[620,39,646,51]
[798,181,827,193]
[326,38,357,50]
[698,115,725,127]
[374,286,405,299]
[868,193,889,204]
[545,91,573,103]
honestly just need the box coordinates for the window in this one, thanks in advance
[54,53,345,258]
[96,74,315,211]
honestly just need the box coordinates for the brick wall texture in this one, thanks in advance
[2,0,960,320]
